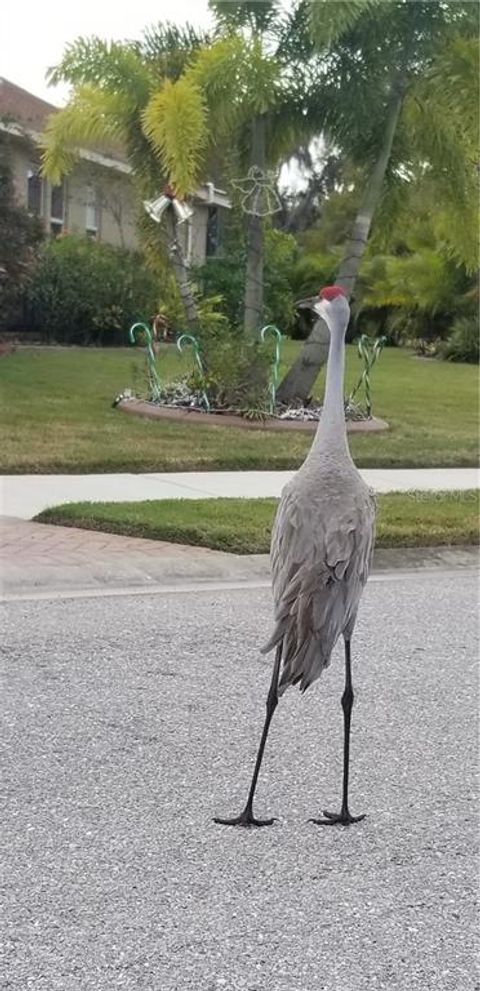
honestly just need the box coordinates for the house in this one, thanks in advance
[0,78,230,264]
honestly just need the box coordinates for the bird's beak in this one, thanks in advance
[295,295,317,311]
[312,298,328,320]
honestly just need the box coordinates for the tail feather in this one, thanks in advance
[263,624,333,696]
[260,621,285,655]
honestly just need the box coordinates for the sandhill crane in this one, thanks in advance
[215,286,376,828]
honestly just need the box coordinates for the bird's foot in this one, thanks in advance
[309,808,366,827]
[214,807,276,828]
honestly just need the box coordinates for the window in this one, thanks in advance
[86,186,99,238]
[27,168,43,215]
[206,205,219,257]
[50,183,65,237]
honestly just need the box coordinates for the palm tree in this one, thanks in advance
[276,0,478,404]
[42,27,209,328]
[187,0,326,333]
[137,0,335,337]
[42,12,321,336]
[359,164,478,351]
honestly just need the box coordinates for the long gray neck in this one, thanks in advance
[310,325,350,459]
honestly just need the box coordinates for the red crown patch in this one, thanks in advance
[319,285,347,301]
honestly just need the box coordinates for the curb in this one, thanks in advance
[117,398,389,433]
[1,545,478,602]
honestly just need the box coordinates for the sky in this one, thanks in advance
[3,0,305,190]
[3,0,214,105]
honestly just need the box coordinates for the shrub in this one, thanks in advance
[26,235,158,345]
[193,251,244,329]
[0,138,44,330]
[441,317,479,364]
[193,227,298,334]
[192,327,272,412]
[263,228,298,332]
[289,250,339,301]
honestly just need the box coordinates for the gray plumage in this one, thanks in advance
[262,292,376,694]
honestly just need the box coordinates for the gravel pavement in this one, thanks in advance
[1,575,478,991]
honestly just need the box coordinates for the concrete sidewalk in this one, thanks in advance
[1,517,478,600]
[1,467,478,519]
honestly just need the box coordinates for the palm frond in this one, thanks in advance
[274,1,315,63]
[188,33,280,127]
[142,78,208,196]
[41,86,127,184]
[139,21,209,81]
[308,0,388,48]
[402,36,479,271]
[413,35,479,161]
[361,250,459,313]
[187,34,248,109]
[48,37,151,109]
[209,1,280,35]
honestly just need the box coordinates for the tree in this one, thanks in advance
[41,27,209,328]
[41,8,335,341]
[41,18,311,335]
[358,171,478,350]
[277,143,342,234]
[143,28,278,334]
[182,1,323,333]
[276,0,478,403]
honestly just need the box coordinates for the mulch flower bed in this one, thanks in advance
[116,396,389,433]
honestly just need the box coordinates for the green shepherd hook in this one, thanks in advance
[177,333,210,412]
[129,322,162,401]
[260,325,282,414]
[348,334,387,418]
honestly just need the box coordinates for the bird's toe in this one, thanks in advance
[309,810,366,826]
[214,813,276,828]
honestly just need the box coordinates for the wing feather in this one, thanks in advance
[262,468,376,693]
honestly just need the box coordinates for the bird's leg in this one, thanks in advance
[310,639,365,827]
[214,646,282,827]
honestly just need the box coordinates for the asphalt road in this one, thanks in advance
[1,574,478,991]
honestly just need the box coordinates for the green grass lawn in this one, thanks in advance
[37,491,479,553]
[1,342,478,473]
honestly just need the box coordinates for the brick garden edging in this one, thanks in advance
[117,398,389,433]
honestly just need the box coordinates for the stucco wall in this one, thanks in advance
[6,133,228,263]
[66,163,138,250]
[6,135,138,250]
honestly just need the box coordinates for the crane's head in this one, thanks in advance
[313,285,350,336]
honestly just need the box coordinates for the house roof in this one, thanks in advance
[0,77,128,167]
[0,77,59,131]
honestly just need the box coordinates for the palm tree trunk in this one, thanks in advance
[165,209,199,329]
[276,75,406,405]
[244,115,266,334]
